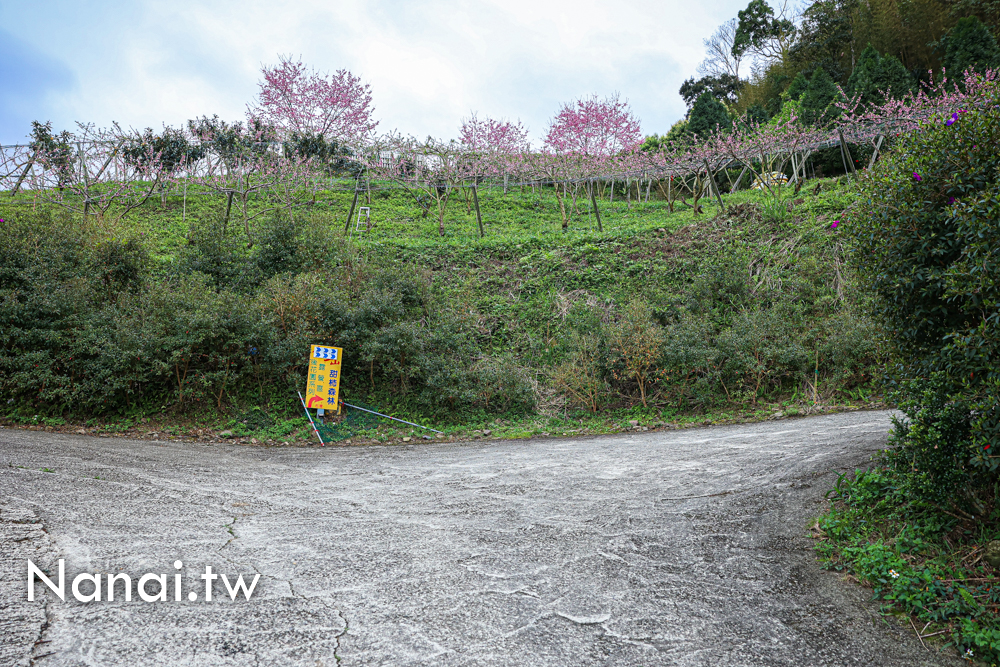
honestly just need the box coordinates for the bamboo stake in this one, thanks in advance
[703,159,726,211]
[11,149,37,197]
[867,135,885,170]
[730,165,748,193]
[472,184,484,238]
[344,186,360,233]
[298,391,326,446]
[838,129,858,178]
[589,180,603,232]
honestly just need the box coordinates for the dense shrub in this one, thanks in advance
[848,77,1000,511]
[0,211,534,419]
[716,306,811,403]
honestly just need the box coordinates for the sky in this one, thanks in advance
[0,0,752,146]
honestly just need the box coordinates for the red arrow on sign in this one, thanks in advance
[307,396,324,408]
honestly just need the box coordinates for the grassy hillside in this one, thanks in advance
[0,177,882,442]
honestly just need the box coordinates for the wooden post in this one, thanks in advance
[344,188,360,233]
[472,184,484,238]
[589,180,603,232]
[703,159,726,212]
[225,192,234,227]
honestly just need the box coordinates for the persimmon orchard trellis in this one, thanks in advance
[2,70,996,225]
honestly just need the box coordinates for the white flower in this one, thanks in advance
[964,648,974,660]
[889,569,900,579]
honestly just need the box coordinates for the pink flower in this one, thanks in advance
[831,221,839,229]
[913,173,922,181]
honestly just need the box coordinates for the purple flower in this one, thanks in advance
[913,173,922,181]
[948,197,955,205]
[946,112,958,126]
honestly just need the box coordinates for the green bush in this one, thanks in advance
[716,306,811,403]
[848,76,1000,511]
[0,211,535,420]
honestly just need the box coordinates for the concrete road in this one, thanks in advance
[0,411,964,666]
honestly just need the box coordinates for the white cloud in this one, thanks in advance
[0,0,751,144]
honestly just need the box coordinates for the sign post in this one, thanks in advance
[305,345,343,413]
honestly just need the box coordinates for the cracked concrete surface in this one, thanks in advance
[0,411,966,666]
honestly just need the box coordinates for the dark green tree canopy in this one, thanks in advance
[732,0,797,59]
[282,132,362,177]
[741,104,771,126]
[944,16,1000,76]
[788,0,857,82]
[687,92,731,137]
[679,74,743,108]
[123,126,205,174]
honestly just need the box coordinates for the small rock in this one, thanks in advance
[985,540,1000,568]
[772,412,784,419]
[219,430,233,438]
[629,419,640,426]
[403,436,412,442]
[250,438,259,445]
[76,428,86,435]
[641,427,648,431]
[483,430,492,436]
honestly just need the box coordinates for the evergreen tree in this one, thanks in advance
[944,16,1000,76]
[785,71,809,100]
[846,45,882,101]
[847,45,915,106]
[687,92,731,137]
[873,55,916,100]
[800,66,841,126]
[742,104,771,126]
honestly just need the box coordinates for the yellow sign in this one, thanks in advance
[305,345,343,411]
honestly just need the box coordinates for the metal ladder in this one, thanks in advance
[354,206,371,232]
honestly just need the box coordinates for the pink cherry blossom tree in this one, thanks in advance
[459,114,531,187]
[543,93,642,227]
[249,56,377,145]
